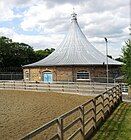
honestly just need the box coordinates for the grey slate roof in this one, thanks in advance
[24,12,121,67]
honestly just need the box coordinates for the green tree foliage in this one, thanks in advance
[115,57,123,62]
[0,36,36,67]
[121,39,131,85]
[0,36,55,68]
[35,48,55,61]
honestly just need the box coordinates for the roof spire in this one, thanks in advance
[24,12,121,67]
[73,7,75,13]
[71,7,77,21]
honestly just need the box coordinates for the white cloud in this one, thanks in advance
[0,0,130,59]
[0,27,63,51]
[0,27,16,37]
[0,1,15,21]
[0,0,38,21]
[20,3,74,31]
[12,33,63,50]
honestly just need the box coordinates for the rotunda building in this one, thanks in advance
[23,12,121,83]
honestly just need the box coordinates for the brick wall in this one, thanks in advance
[23,65,121,82]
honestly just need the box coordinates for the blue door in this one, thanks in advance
[43,72,53,83]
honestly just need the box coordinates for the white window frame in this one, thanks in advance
[25,71,29,80]
[76,71,90,80]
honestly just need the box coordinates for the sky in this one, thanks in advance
[0,0,130,58]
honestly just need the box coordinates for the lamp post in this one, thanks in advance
[104,37,108,88]
[128,0,131,53]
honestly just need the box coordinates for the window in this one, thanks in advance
[77,71,90,80]
[25,71,29,80]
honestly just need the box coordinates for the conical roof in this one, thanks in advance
[24,12,121,67]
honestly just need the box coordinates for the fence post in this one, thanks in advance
[118,84,122,102]
[11,73,12,80]
[92,83,95,94]
[117,85,122,104]
[101,94,105,120]
[48,83,50,92]
[24,82,26,90]
[106,91,110,114]
[93,98,96,129]
[36,83,38,91]
[58,118,63,140]
[112,88,116,107]
[76,84,79,93]
[80,105,85,140]
[110,90,114,111]
[115,86,119,101]
[111,88,115,104]
[62,84,64,92]
[14,81,15,89]
[3,81,5,89]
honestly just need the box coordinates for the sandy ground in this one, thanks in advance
[0,90,91,140]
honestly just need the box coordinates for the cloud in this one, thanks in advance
[20,3,73,31]
[0,27,16,37]
[0,27,64,51]
[0,0,38,21]
[1,0,36,7]
[43,0,87,8]
[12,33,64,50]
[84,0,128,13]
[0,1,15,21]
[0,0,130,58]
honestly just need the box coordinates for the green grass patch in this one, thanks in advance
[92,102,131,140]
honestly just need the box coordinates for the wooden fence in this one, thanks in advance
[21,85,122,140]
[0,80,115,95]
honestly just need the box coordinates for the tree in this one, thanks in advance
[35,48,55,61]
[0,36,55,72]
[0,36,36,67]
[115,57,123,62]
[121,39,131,85]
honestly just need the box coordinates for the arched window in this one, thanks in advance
[77,71,90,80]
[25,71,29,80]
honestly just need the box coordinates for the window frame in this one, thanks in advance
[25,71,29,80]
[76,71,90,80]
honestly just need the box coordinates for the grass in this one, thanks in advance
[0,89,91,140]
[92,102,131,140]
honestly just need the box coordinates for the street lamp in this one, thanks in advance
[129,0,131,37]
[104,37,109,88]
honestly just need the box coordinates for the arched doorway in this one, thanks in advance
[42,71,53,83]
[24,71,29,81]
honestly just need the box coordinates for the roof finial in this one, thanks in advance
[73,7,75,13]
[71,7,77,21]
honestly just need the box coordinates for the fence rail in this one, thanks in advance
[20,85,122,140]
[0,80,116,95]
